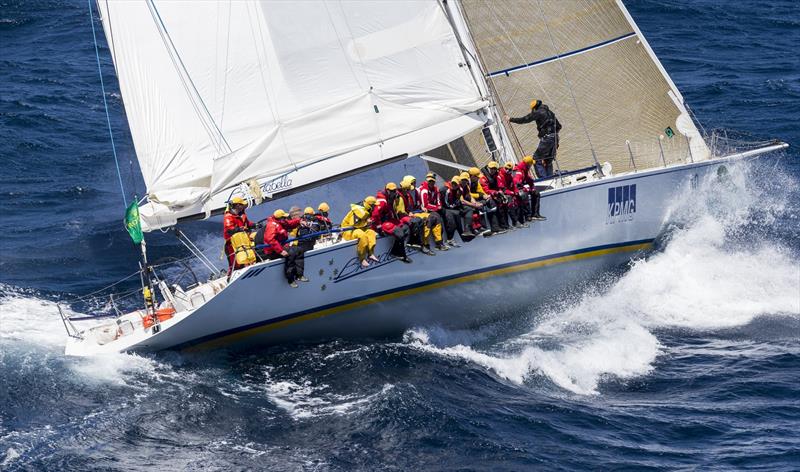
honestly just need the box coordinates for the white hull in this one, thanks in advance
[65,149,783,356]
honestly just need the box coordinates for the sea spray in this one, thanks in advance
[404,162,800,394]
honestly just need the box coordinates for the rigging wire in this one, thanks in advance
[88,0,127,207]
[534,0,601,171]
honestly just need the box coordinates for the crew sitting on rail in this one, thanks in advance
[315,202,333,231]
[223,196,255,273]
[458,172,486,235]
[259,209,308,288]
[479,162,512,231]
[372,182,412,264]
[397,176,430,255]
[441,176,472,244]
[400,175,447,253]
[505,99,562,178]
[514,156,546,221]
[419,173,454,249]
[341,196,379,268]
[467,167,505,236]
[499,161,528,228]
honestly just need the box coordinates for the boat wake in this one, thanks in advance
[403,162,800,394]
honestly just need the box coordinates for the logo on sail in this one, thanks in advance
[606,184,636,224]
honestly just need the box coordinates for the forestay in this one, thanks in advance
[97,0,487,231]
[459,0,709,173]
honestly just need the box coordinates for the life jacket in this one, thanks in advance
[479,172,500,195]
[418,181,442,212]
[498,168,517,194]
[223,211,252,241]
[399,187,422,213]
[372,190,406,229]
[443,182,462,210]
[513,162,534,188]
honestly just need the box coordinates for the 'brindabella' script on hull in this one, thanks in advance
[333,247,424,283]
[261,175,293,196]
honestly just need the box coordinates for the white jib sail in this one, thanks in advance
[97,1,488,230]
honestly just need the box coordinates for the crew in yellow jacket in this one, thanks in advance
[341,196,379,268]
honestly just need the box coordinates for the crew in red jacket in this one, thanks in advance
[479,162,511,230]
[513,156,546,221]
[372,183,412,263]
[499,161,526,227]
[260,209,307,287]
[223,196,255,272]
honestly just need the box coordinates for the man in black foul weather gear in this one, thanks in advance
[505,99,562,178]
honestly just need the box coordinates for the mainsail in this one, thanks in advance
[447,0,709,173]
[97,0,488,230]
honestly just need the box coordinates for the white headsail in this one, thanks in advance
[453,0,710,173]
[97,0,488,230]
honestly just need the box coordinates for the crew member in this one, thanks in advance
[459,172,485,234]
[398,176,431,255]
[315,202,333,231]
[499,161,526,227]
[468,167,504,235]
[222,196,255,273]
[505,99,562,178]
[440,176,472,245]
[341,196,379,268]
[418,173,450,250]
[514,156,546,221]
[372,182,412,263]
[401,175,445,253]
[479,162,511,230]
[260,209,307,288]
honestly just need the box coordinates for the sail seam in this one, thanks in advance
[486,32,636,78]
[146,0,232,157]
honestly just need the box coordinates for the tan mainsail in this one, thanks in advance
[438,0,709,174]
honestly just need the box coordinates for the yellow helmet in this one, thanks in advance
[230,196,248,207]
[468,167,481,177]
[459,172,470,181]
[273,209,288,218]
[385,182,398,191]
[400,175,416,189]
[504,161,514,169]
[451,176,460,184]
[304,207,315,215]
[530,99,541,110]
[523,155,534,165]
[487,161,499,169]
[318,202,330,213]
[425,172,435,180]
[363,196,377,207]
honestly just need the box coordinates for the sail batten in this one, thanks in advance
[452,0,710,174]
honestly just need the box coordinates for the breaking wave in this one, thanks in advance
[404,162,800,394]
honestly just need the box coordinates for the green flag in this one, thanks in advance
[124,200,143,244]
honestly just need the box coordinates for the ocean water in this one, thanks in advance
[1,0,799,470]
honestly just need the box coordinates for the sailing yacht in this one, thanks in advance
[62,0,786,355]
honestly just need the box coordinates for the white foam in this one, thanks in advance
[263,370,393,420]
[0,285,174,387]
[405,163,800,395]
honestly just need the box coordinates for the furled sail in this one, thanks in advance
[456,0,709,174]
[97,0,487,230]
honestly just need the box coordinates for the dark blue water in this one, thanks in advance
[2,1,799,469]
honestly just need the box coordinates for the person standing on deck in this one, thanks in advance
[222,196,255,274]
[504,99,562,178]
